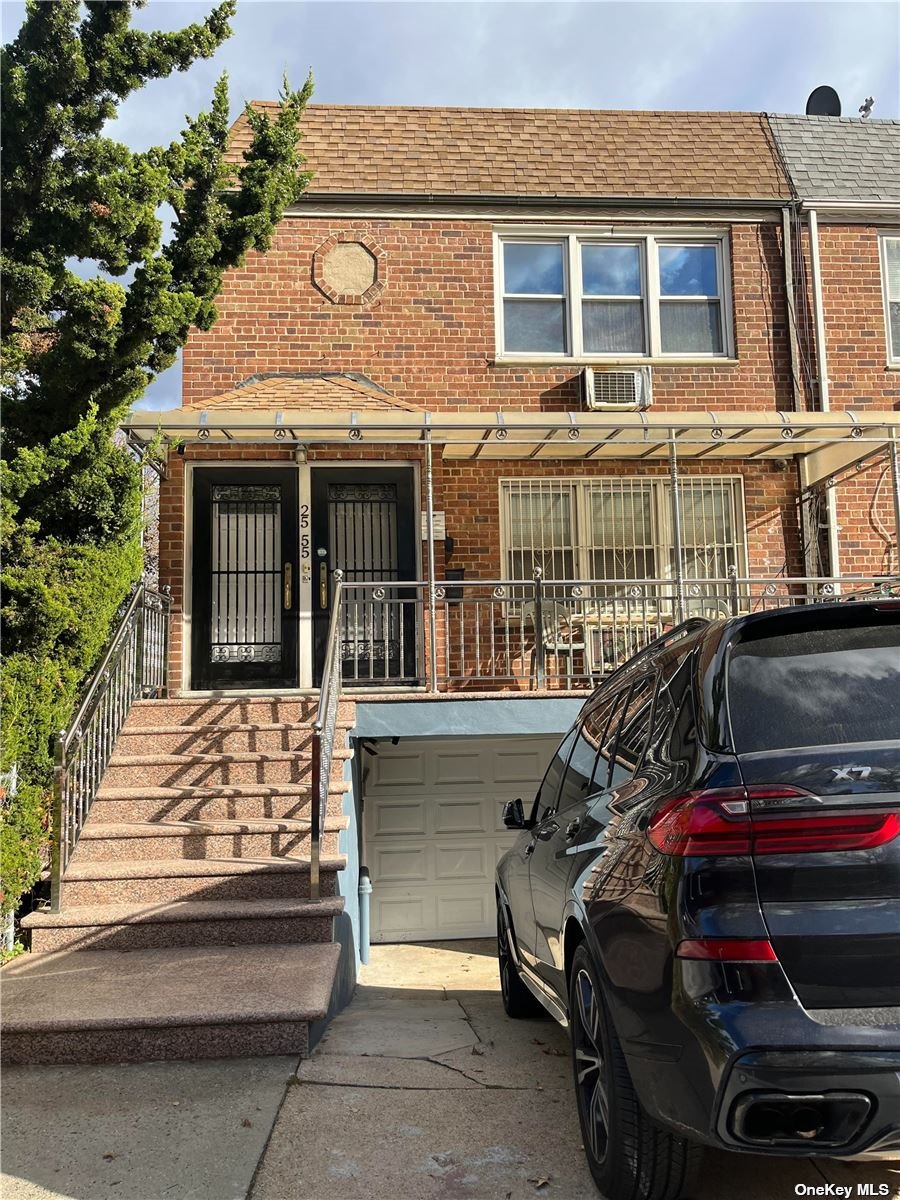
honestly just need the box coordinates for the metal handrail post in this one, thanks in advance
[49,732,67,914]
[533,568,546,688]
[668,435,686,623]
[727,565,740,616]
[309,733,321,902]
[310,570,345,903]
[160,585,172,698]
[425,437,439,693]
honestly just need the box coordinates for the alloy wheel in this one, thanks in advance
[573,967,610,1165]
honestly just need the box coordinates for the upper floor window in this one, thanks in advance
[497,231,731,360]
[881,236,900,365]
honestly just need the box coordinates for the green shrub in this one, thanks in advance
[0,534,143,914]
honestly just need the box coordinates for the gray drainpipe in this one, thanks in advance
[807,206,842,585]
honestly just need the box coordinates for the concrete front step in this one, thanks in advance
[115,722,353,755]
[0,942,341,1064]
[89,781,348,823]
[69,816,348,862]
[61,855,345,906]
[102,750,335,789]
[23,896,345,953]
[125,697,357,729]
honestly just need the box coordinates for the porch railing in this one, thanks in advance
[332,570,899,692]
[310,570,346,902]
[50,584,171,912]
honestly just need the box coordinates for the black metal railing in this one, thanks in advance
[310,570,346,902]
[332,569,899,692]
[50,584,171,911]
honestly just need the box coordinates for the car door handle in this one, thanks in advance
[565,818,582,840]
[524,841,536,857]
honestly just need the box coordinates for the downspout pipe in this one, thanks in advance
[781,206,802,411]
[807,206,842,584]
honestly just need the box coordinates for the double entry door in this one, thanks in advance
[191,465,417,691]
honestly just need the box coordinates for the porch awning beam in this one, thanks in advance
[122,407,899,482]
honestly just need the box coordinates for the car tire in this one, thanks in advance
[569,944,703,1200]
[497,902,544,1019]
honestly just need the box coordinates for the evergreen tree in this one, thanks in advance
[1,0,312,916]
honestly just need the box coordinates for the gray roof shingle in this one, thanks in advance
[768,115,900,202]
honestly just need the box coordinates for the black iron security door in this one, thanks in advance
[311,467,417,685]
[191,468,299,690]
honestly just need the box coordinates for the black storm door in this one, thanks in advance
[311,468,417,686]
[191,468,299,690]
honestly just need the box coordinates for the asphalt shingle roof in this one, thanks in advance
[768,115,900,202]
[226,104,791,200]
[180,373,420,412]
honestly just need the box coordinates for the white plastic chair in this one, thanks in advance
[521,600,586,687]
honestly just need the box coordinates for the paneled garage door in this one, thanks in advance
[364,735,560,942]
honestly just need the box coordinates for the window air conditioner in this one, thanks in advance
[582,367,652,411]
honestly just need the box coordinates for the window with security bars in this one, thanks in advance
[501,477,746,586]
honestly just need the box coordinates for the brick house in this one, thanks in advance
[8,107,898,1065]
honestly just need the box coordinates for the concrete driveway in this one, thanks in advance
[251,939,900,1200]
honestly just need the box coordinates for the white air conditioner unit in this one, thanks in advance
[582,367,652,411]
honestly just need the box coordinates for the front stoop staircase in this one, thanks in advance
[2,696,355,1065]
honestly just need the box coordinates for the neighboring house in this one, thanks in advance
[6,107,898,1066]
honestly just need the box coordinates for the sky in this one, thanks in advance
[3,0,898,411]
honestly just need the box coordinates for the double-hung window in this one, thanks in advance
[497,232,731,359]
[880,236,900,365]
[501,477,746,585]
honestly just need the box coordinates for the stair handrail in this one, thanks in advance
[50,582,171,912]
[310,569,345,902]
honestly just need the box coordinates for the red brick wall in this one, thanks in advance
[832,453,899,578]
[166,214,897,692]
[182,217,794,413]
[818,224,899,410]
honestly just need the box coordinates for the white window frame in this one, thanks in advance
[879,233,900,367]
[498,475,748,584]
[493,227,734,362]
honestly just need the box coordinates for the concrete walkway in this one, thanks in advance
[250,940,900,1200]
[3,941,898,1200]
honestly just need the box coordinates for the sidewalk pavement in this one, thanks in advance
[3,941,898,1200]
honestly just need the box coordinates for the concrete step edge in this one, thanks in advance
[95,782,349,800]
[107,750,353,766]
[118,722,355,735]
[77,816,350,839]
[22,896,344,929]
[62,855,347,882]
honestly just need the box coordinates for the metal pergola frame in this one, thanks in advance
[123,405,900,677]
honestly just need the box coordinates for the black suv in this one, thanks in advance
[496,600,900,1200]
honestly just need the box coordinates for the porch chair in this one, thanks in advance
[521,600,587,689]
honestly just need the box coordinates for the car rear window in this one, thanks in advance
[727,618,900,753]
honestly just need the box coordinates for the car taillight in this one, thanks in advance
[675,938,778,962]
[647,787,900,857]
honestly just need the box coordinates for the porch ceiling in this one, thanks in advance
[122,406,899,486]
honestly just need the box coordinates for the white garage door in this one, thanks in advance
[364,734,561,942]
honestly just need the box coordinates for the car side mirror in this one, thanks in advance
[503,798,531,829]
